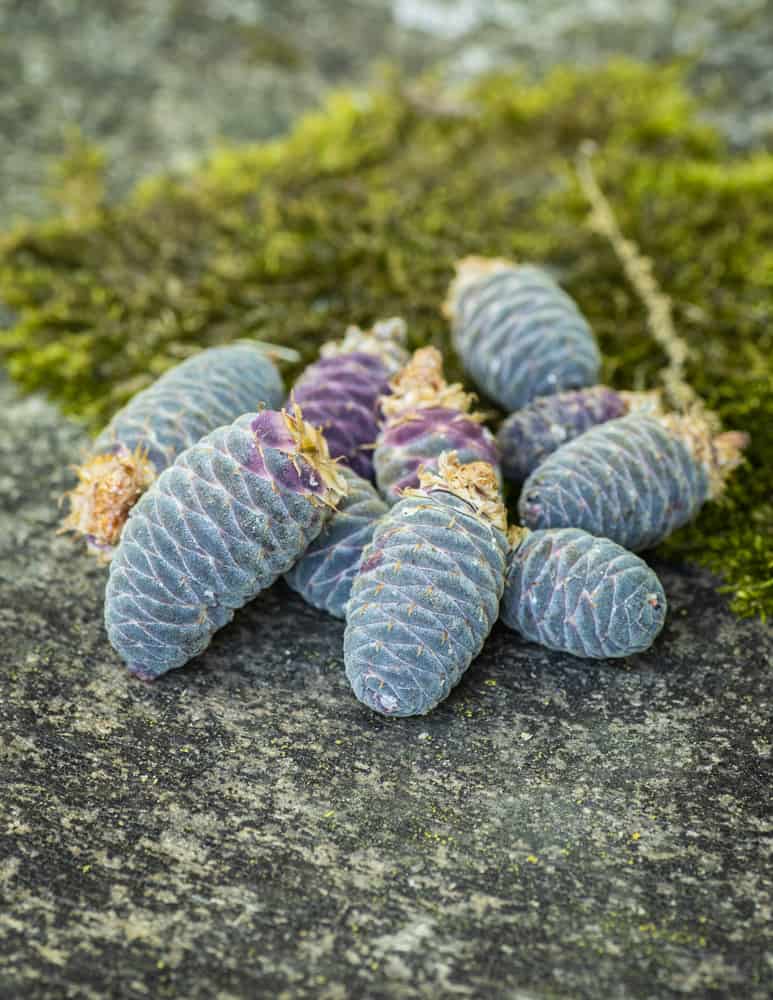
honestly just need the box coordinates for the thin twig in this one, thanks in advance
[575,141,718,428]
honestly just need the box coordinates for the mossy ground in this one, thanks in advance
[0,61,770,618]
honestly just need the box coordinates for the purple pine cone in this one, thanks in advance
[105,409,346,679]
[284,466,388,619]
[519,414,748,550]
[502,527,667,658]
[345,454,508,717]
[497,386,662,483]
[374,346,499,505]
[63,345,284,555]
[289,318,408,481]
[445,258,601,411]
[375,408,499,505]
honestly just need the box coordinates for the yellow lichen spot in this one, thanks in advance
[631,831,641,841]
[526,855,539,864]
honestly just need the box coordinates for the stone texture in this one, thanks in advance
[1,371,771,998]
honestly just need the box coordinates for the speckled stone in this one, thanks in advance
[1,370,771,999]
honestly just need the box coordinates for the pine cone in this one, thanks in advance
[284,467,388,620]
[497,386,660,484]
[518,414,747,550]
[63,345,284,555]
[444,258,600,411]
[105,408,347,678]
[345,453,508,717]
[290,318,408,481]
[502,527,667,658]
[374,347,499,505]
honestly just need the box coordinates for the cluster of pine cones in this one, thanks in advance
[63,258,747,717]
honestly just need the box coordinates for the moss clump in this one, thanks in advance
[0,60,770,617]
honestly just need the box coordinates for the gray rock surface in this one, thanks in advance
[1,372,771,998]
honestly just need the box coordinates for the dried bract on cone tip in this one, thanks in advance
[380,346,478,421]
[507,525,530,549]
[278,404,348,503]
[408,451,507,531]
[60,445,156,555]
[320,316,408,372]
[442,255,516,318]
[660,412,748,499]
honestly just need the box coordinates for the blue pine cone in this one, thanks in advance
[497,386,661,484]
[374,346,500,505]
[345,452,508,717]
[502,527,667,658]
[284,466,388,619]
[63,344,285,555]
[105,408,347,679]
[519,413,748,550]
[444,257,601,411]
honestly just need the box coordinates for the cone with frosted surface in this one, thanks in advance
[105,407,347,679]
[444,257,601,412]
[61,345,284,558]
[519,412,748,550]
[502,526,667,658]
[345,452,508,717]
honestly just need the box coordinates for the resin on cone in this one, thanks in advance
[374,346,499,505]
[61,345,284,558]
[289,318,409,481]
[444,257,600,412]
[502,526,667,658]
[519,412,748,550]
[105,406,347,679]
[345,452,508,717]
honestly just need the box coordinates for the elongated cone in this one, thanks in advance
[374,346,499,505]
[284,466,388,619]
[519,413,748,550]
[62,345,284,557]
[345,452,508,717]
[289,318,408,481]
[105,407,347,679]
[444,257,600,411]
[497,385,661,483]
[502,526,667,658]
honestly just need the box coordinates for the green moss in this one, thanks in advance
[0,60,771,617]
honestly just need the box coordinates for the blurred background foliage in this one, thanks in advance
[0,3,771,618]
